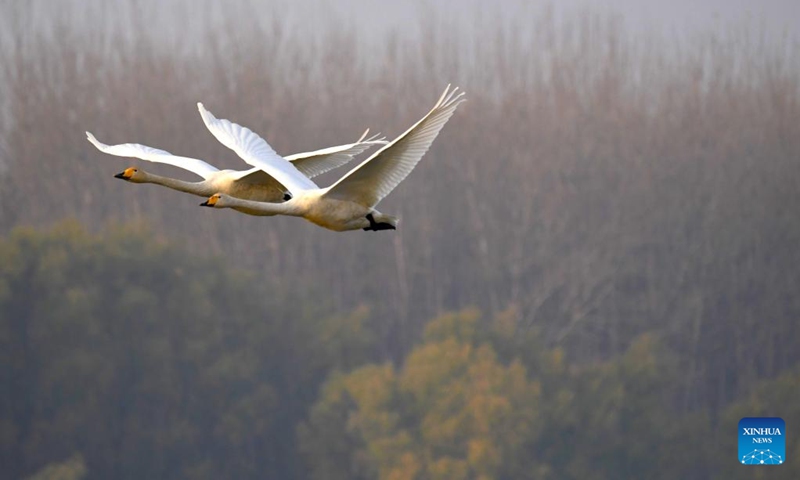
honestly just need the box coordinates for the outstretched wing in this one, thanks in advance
[86,132,219,180]
[197,103,317,195]
[323,85,465,208]
[230,167,288,191]
[285,130,388,178]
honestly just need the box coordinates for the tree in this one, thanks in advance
[300,309,716,480]
[300,309,545,480]
[0,221,380,479]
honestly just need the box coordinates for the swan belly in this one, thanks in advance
[302,198,372,231]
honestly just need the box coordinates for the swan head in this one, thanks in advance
[114,167,146,183]
[200,193,226,208]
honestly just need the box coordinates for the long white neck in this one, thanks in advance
[222,196,305,217]
[141,173,212,197]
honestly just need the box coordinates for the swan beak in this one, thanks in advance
[200,195,219,207]
[115,167,137,180]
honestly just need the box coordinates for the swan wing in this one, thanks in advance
[230,167,288,190]
[323,85,465,208]
[197,103,317,194]
[285,130,388,178]
[86,132,219,180]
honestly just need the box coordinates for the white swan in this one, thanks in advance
[86,126,386,203]
[199,85,465,232]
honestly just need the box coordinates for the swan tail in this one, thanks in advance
[374,213,398,228]
[363,212,398,231]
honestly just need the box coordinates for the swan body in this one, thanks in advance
[87,113,386,203]
[200,85,465,232]
[202,190,397,231]
[110,166,289,202]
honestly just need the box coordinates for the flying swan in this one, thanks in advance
[87,122,386,203]
[199,85,465,231]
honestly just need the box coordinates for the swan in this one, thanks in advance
[86,125,386,203]
[199,85,465,232]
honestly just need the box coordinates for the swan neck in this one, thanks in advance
[228,197,302,216]
[144,173,208,196]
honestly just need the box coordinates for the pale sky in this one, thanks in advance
[5,0,798,47]
[300,0,798,37]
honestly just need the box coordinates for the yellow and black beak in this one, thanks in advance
[200,195,219,207]
[114,167,136,180]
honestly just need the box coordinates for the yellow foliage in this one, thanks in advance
[399,339,471,403]
[421,411,465,446]
[427,456,469,480]
[468,438,502,473]
[422,308,481,344]
[344,364,396,412]
[24,454,87,480]
[466,394,512,435]
[305,307,546,480]
[382,452,421,480]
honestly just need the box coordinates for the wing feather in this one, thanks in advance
[323,85,465,207]
[86,132,219,180]
[285,130,388,178]
[197,103,317,194]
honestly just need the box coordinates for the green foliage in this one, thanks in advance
[532,335,709,480]
[2,223,796,479]
[0,222,380,480]
[301,310,718,480]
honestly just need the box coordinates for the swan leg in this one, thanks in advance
[363,213,396,232]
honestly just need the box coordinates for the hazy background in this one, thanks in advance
[1,0,799,479]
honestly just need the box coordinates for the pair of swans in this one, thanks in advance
[199,85,465,231]
[88,118,387,206]
[90,85,465,232]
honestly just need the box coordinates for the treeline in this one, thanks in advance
[0,222,379,479]
[1,0,799,452]
[2,223,799,479]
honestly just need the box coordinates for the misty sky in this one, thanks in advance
[6,0,798,51]
[302,0,799,37]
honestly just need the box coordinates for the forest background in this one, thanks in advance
[2,0,799,478]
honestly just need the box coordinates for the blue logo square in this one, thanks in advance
[739,417,785,465]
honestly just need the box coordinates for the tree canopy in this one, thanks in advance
[0,222,380,479]
[1,223,798,479]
